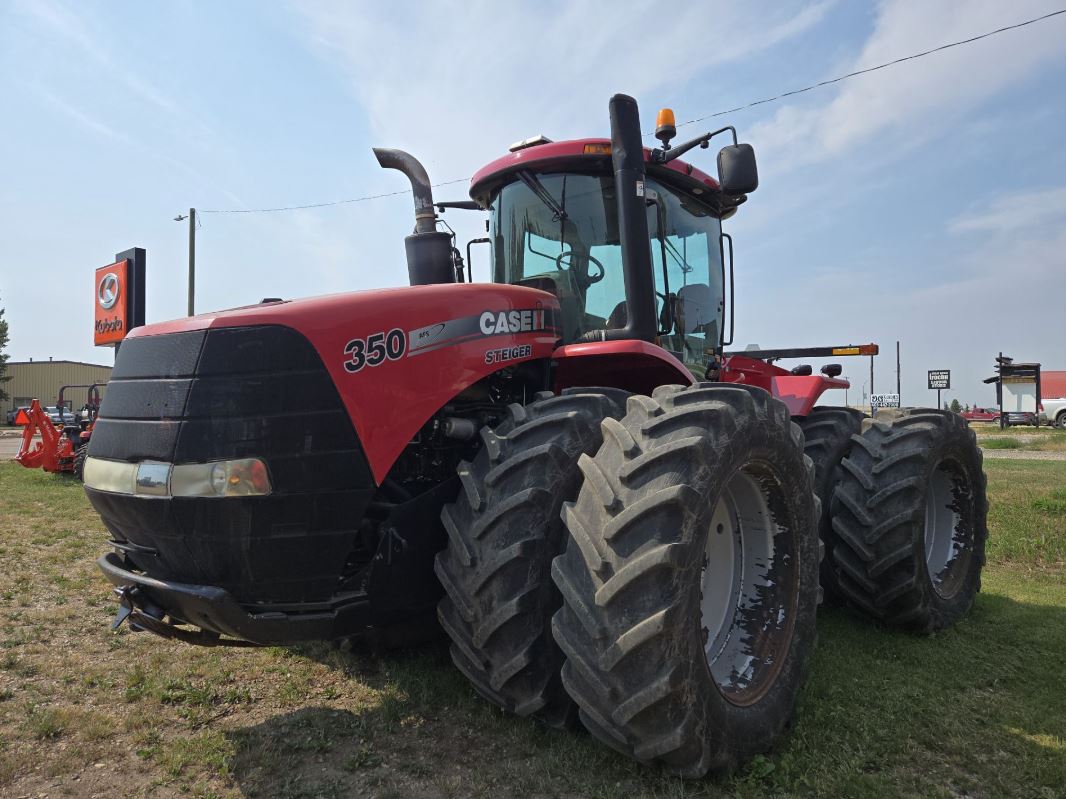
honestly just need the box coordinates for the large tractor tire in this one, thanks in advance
[552,384,820,776]
[796,406,866,603]
[829,409,987,632]
[434,388,628,728]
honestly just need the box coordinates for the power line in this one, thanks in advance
[669,7,1066,130]
[199,178,468,214]
[198,8,1065,215]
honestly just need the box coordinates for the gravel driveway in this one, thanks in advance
[980,449,1066,461]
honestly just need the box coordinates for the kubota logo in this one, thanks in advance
[98,272,120,310]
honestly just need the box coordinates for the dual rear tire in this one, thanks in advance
[437,383,820,775]
[434,393,988,776]
[828,409,988,631]
[800,407,988,631]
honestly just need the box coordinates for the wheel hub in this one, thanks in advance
[700,464,798,706]
[924,459,971,599]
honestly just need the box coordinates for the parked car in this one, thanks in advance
[1004,410,1040,427]
[961,407,1000,423]
[1040,397,1066,429]
[44,406,77,426]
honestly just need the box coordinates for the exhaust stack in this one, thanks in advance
[373,147,455,286]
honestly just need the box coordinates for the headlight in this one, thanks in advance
[172,458,272,497]
[84,457,272,497]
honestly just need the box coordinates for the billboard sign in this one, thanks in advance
[928,370,950,390]
[871,393,900,409]
[94,248,145,347]
[94,259,129,345]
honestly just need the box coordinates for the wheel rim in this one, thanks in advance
[924,459,972,599]
[700,463,798,706]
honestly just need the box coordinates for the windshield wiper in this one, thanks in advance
[518,170,568,221]
[663,238,694,275]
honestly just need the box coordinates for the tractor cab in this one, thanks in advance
[481,161,725,362]
[379,96,758,378]
[465,104,757,376]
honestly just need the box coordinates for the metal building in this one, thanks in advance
[4,359,112,417]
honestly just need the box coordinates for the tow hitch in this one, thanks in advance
[110,585,259,648]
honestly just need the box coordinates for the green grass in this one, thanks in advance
[982,437,1026,449]
[0,461,1064,797]
[973,425,1066,451]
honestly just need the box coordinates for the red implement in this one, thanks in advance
[14,399,75,473]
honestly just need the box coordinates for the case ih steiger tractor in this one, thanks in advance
[85,95,987,776]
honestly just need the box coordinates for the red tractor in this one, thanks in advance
[85,95,987,776]
[16,383,102,478]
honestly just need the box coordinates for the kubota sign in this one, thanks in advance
[94,260,128,345]
[94,248,146,347]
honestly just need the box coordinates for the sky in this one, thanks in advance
[1,0,1065,408]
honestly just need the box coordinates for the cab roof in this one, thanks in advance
[469,138,740,214]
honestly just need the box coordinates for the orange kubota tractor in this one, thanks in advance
[16,384,102,479]
[84,95,987,776]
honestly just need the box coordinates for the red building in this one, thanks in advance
[1042,371,1066,399]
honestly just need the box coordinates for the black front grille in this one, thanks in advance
[86,325,375,604]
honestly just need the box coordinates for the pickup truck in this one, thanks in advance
[962,407,1000,423]
[1040,398,1066,429]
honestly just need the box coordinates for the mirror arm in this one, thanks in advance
[651,126,737,164]
[435,200,482,212]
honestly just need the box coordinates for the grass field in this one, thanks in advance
[1,460,1064,799]
[971,424,1066,452]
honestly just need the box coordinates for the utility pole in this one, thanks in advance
[187,208,196,316]
[174,208,196,316]
[896,340,901,404]
[869,354,875,416]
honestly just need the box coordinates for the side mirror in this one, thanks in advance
[717,143,758,195]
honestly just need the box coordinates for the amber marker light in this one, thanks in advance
[655,108,677,145]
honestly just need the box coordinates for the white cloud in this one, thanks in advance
[949,186,1066,234]
[292,1,834,177]
[14,0,182,118]
[750,0,1066,170]
[36,88,129,142]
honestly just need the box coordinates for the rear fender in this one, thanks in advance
[552,340,695,396]
[721,355,848,416]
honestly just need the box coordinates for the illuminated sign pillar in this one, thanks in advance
[94,248,146,350]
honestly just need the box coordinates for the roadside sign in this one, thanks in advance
[928,370,950,390]
[871,393,900,409]
[94,248,145,348]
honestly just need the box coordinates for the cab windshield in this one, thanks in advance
[491,172,724,369]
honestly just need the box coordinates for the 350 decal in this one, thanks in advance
[343,328,406,373]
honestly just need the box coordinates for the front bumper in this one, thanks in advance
[98,551,373,645]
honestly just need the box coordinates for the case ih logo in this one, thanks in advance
[479,308,549,336]
[97,272,120,310]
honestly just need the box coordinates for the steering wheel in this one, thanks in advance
[555,250,606,285]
